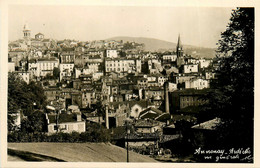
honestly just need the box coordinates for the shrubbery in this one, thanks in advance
[8,130,110,143]
[8,123,111,143]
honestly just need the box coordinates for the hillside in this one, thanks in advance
[106,36,216,58]
[8,142,157,162]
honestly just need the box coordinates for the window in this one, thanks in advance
[54,125,58,130]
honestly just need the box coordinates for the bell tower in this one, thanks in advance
[23,24,31,40]
[176,34,183,57]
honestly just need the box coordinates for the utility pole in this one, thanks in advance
[126,119,131,162]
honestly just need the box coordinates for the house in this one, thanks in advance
[8,62,15,72]
[144,86,164,100]
[44,87,61,102]
[36,58,59,77]
[185,78,209,90]
[16,71,30,84]
[134,119,164,134]
[198,58,211,69]
[60,52,75,63]
[105,58,141,74]
[158,76,168,87]
[170,89,209,114]
[107,102,129,128]
[162,55,177,63]
[205,71,216,80]
[138,107,163,120]
[106,49,118,58]
[115,100,151,119]
[35,33,44,40]
[181,64,199,73]
[147,59,163,74]
[59,63,75,81]
[46,113,85,134]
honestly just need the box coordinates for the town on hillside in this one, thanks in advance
[6,23,236,161]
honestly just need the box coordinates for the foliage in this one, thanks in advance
[123,42,135,50]
[21,111,47,133]
[202,8,254,149]
[8,72,47,131]
[8,124,111,142]
[53,67,60,79]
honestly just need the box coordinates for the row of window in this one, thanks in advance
[181,102,203,107]
[106,68,128,71]
[181,97,204,102]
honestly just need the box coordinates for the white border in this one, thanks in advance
[1,0,260,168]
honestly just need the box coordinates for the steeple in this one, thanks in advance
[23,23,31,40]
[176,34,183,57]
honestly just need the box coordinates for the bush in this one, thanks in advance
[8,128,111,143]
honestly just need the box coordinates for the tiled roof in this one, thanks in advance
[47,113,80,124]
[35,32,44,36]
[135,119,161,128]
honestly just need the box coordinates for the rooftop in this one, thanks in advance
[192,118,221,130]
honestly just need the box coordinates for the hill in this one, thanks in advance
[106,36,216,58]
[8,142,157,162]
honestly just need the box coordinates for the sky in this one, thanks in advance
[8,5,234,48]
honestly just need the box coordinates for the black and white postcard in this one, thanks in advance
[0,0,259,168]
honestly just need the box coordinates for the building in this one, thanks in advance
[176,34,183,57]
[185,78,209,90]
[106,49,118,58]
[46,113,86,134]
[16,71,30,84]
[105,58,141,73]
[35,33,44,40]
[60,63,75,81]
[198,58,211,69]
[170,89,209,114]
[36,58,59,77]
[182,64,199,73]
[135,119,164,134]
[162,55,177,63]
[23,24,31,41]
[138,107,163,120]
[8,62,15,72]
[60,52,75,63]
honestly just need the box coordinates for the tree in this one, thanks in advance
[21,111,47,133]
[204,8,254,149]
[8,73,31,131]
[53,67,60,79]
[8,72,47,131]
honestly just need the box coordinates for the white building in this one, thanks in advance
[199,59,211,69]
[106,49,118,58]
[46,113,85,134]
[168,82,178,92]
[183,64,199,73]
[205,71,216,80]
[105,58,141,73]
[17,71,30,84]
[28,58,59,77]
[162,55,177,62]
[60,63,74,80]
[185,78,209,90]
[8,62,15,72]
[158,76,168,86]
[148,59,163,74]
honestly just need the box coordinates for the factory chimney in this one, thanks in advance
[164,82,170,113]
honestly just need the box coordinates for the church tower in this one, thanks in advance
[176,34,183,57]
[23,24,31,40]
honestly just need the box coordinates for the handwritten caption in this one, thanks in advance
[194,147,252,162]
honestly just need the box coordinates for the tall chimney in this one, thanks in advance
[164,82,170,113]
[105,105,109,129]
